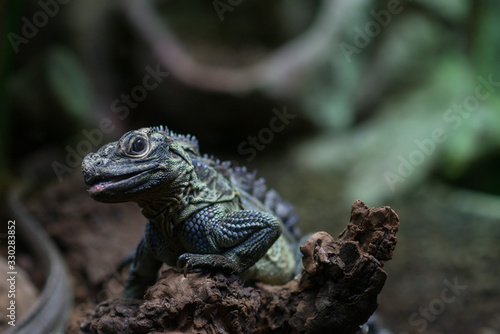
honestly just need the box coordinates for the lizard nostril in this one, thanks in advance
[95,160,102,166]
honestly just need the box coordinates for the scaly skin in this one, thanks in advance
[81,126,300,298]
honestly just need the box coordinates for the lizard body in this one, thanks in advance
[81,126,300,298]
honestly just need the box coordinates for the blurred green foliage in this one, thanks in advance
[46,45,93,123]
[294,0,500,204]
[2,0,500,202]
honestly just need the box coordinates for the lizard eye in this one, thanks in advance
[132,138,146,152]
[127,136,148,156]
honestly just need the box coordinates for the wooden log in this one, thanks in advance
[80,200,399,334]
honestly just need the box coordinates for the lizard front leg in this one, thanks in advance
[177,207,282,275]
[123,235,162,299]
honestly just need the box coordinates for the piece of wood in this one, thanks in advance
[80,200,399,334]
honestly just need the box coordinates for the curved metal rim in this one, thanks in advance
[5,183,73,334]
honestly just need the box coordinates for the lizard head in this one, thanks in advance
[81,126,198,203]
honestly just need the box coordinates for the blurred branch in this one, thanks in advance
[124,0,361,97]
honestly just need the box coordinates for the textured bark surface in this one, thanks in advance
[80,200,399,334]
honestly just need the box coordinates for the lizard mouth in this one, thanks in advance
[86,168,153,198]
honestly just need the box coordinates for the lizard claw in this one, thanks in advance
[177,254,193,277]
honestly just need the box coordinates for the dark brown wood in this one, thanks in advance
[80,200,399,334]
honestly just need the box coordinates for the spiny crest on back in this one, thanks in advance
[229,166,301,240]
[201,153,232,176]
[152,125,300,239]
[153,125,199,154]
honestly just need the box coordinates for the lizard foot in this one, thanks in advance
[177,253,240,276]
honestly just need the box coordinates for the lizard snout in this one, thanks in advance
[81,153,102,185]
